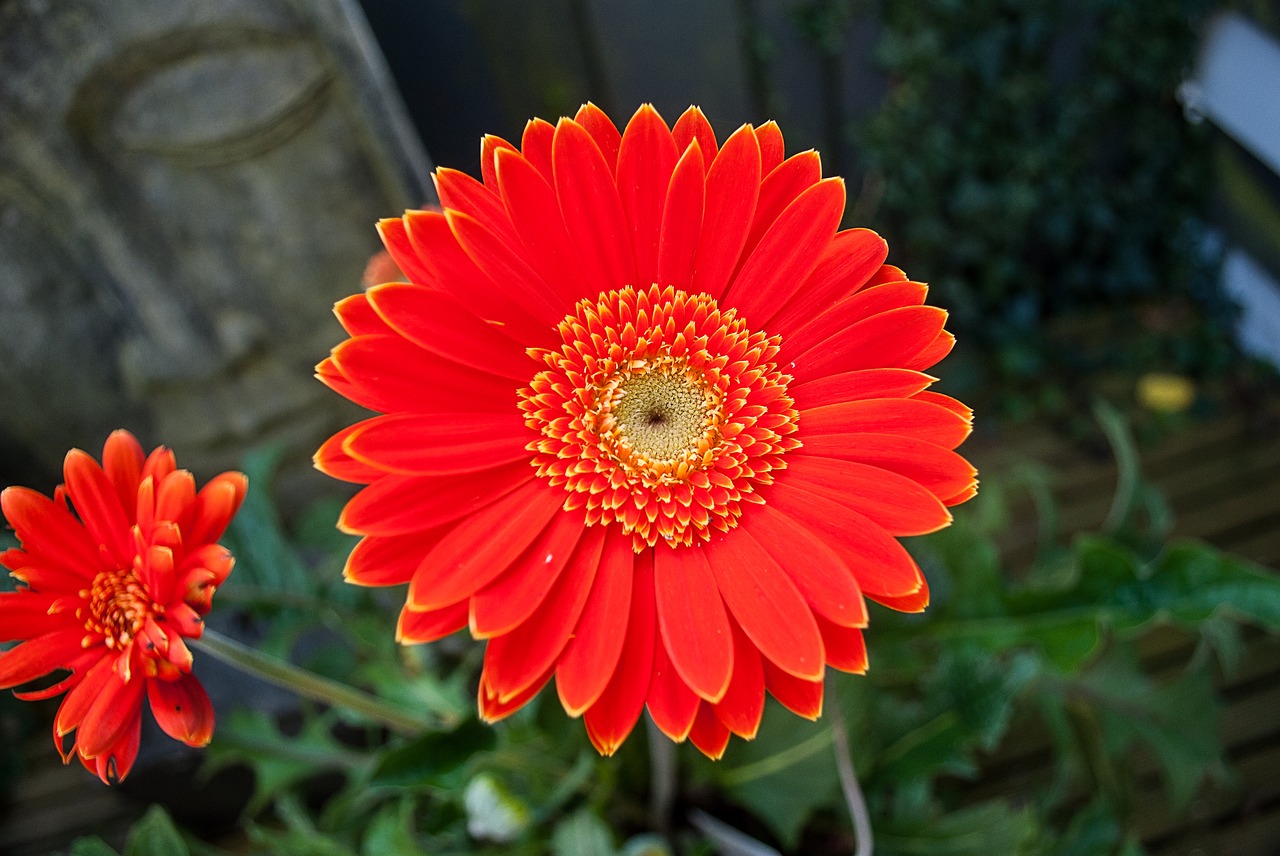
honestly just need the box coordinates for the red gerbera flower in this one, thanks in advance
[317,103,976,758]
[0,430,245,782]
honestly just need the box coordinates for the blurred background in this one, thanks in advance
[3,1,1280,854]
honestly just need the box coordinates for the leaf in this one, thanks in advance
[913,535,1280,673]
[712,701,840,848]
[551,809,617,856]
[1094,399,1142,535]
[124,806,189,856]
[360,799,430,856]
[1076,647,1226,809]
[203,708,362,815]
[220,443,312,595]
[370,718,496,789]
[876,802,1041,856]
[70,838,121,856]
[620,834,674,856]
[1048,800,1128,856]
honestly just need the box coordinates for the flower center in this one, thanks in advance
[86,568,152,649]
[520,285,800,549]
[601,357,723,477]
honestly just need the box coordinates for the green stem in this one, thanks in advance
[191,628,424,735]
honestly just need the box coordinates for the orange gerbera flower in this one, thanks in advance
[0,431,245,782]
[317,104,976,758]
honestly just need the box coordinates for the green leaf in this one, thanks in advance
[876,802,1041,856]
[619,834,674,856]
[220,443,312,595]
[124,805,189,856]
[360,799,430,856]
[1094,399,1142,535]
[551,809,617,856]
[203,708,362,815]
[1040,800,1128,856]
[70,838,121,856]
[1077,648,1226,809]
[370,718,496,789]
[912,535,1280,672]
[713,702,840,848]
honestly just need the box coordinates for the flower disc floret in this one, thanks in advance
[519,285,800,549]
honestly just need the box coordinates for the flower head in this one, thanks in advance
[0,430,246,782]
[317,104,976,758]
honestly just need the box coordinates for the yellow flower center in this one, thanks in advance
[85,568,153,649]
[599,356,724,479]
[520,285,800,549]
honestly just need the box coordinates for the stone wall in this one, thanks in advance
[0,0,432,488]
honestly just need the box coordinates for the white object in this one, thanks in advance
[1223,249,1280,367]
[1183,11,1280,177]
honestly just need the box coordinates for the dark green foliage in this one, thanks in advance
[858,0,1230,399]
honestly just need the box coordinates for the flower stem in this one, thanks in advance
[828,676,873,856]
[646,716,677,837]
[192,628,424,736]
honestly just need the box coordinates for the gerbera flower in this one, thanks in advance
[317,103,976,758]
[0,430,245,783]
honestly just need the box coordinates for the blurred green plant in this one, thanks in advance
[854,0,1241,417]
[65,400,1280,856]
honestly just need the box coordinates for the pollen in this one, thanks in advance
[519,285,800,549]
[85,567,154,649]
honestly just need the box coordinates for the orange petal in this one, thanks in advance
[521,117,556,178]
[691,124,760,300]
[617,104,678,290]
[704,529,824,681]
[654,543,734,703]
[713,621,765,739]
[406,481,565,610]
[655,141,706,292]
[339,462,532,536]
[688,701,730,760]
[344,531,445,587]
[785,455,952,537]
[0,626,87,690]
[745,505,868,628]
[817,616,869,672]
[101,430,145,522]
[343,412,530,477]
[756,120,785,174]
[728,177,844,327]
[367,282,533,378]
[767,228,887,336]
[553,118,636,295]
[646,632,700,742]
[763,483,925,599]
[481,525,605,702]
[574,102,622,174]
[800,397,972,450]
[790,368,936,410]
[797,434,977,504]
[396,601,469,644]
[493,147,586,308]
[470,507,587,639]
[672,106,718,161]
[556,529,635,716]
[583,551,656,756]
[147,674,214,746]
[764,661,824,719]
[63,449,134,567]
